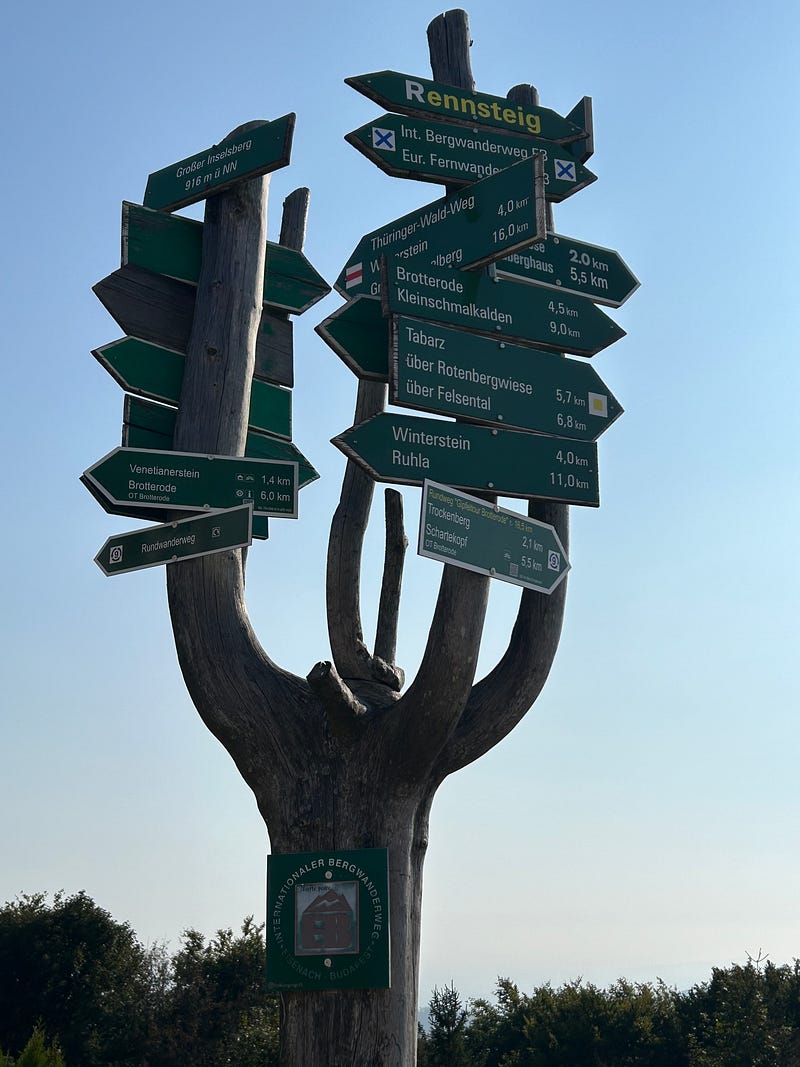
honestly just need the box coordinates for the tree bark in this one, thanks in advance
[165,13,570,1066]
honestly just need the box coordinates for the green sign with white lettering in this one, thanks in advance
[143,115,295,212]
[383,260,625,357]
[94,504,253,576]
[419,481,569,594]
[266,848,390,991]
[497,232,639,308]
[333,413,599,506]
[82,447,298,518]
[94,336,292,440]
[392,318,622,441]
[346,113,596,201]
[336,155,546,297]
[346,70,587,144]
[123,202,330,315]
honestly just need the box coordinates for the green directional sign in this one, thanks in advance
[383,260,625,357]
[315,297,387,379]
[336,155,546,297]
[143,115,295,212]
[122,394,319,490]
[419,481,569,594]
[346,71,587,144]
[95,504,253,576]
[392,318,622,441]
[345,113,596,201]
[266,848,390,991]
[82,447,298,518]
[333,413,599,506]
[94,337,292,440]
[123,202,330,315]
[498,232,640,308]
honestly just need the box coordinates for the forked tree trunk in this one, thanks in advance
[166,9,568,1065]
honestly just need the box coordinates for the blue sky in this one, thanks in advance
[1,0,798,1005]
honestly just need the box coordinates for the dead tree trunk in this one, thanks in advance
[166,10,568,1065]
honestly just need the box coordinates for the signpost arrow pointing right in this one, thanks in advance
[383,260,625,357]
[336,155,546,297]
[419,481,570,594]
[497,231,640,308]
[315,296,387,379]
[391,318,623,441]
[123,202,330,315]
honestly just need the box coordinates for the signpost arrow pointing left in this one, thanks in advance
[345,71,588,144]
[345,113,596,201]
[332,413,599,506]
[82,447,299,518]
[95,505,254,576]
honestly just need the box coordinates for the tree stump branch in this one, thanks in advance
[307,660,367,738]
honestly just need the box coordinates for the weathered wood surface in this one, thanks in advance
[93,264,294,387]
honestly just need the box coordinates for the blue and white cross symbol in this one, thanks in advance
[554,158,576,182]
[372,127,396,152]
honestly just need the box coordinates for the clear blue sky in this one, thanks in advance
[2,0,798,1006]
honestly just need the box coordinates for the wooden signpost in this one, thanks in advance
[81,10,638,1064]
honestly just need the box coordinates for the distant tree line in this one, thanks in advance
[2,892,799,1065]
[418,968,800,1067]
[0,893,279,1066]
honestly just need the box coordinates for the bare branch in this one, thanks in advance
[426,9,475,90]
[508,84,555,232]
[279,187,310,249]
[389,562,490,780]
[326,379,387,681]
[374,488,408,669]
[167,551,316,807]
[434,500,569,779]
[307,659,367,739]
